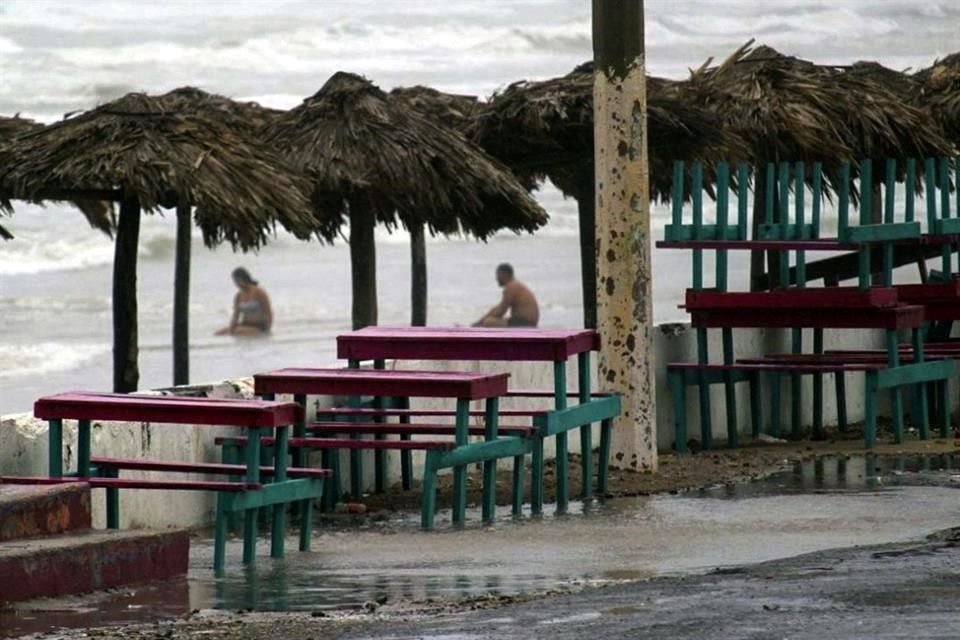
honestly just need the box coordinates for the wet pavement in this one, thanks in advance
[3,454,960,638]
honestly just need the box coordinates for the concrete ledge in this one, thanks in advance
[0,528,189,603]
[0,483,91,542]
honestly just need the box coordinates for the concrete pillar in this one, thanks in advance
[592,0,657,471]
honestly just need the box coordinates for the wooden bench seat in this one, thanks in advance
[685,287,900,310]
[0,476,260,491]
[317,408,549,418]
[254,368,509,400]
[690,304,926,330]
[88,456,332,478]
[309,421,536,437]
[216,435,457,451]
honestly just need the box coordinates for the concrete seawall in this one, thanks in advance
[0,323,910,529]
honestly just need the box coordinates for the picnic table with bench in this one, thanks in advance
[657,158,958,450]
[0,391,329,573]
[245,367,517,529]
[335,326,622,515]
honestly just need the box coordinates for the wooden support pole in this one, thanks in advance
[113,193,141,393]
[173,202,191,386]
[576,168,599,329]
[410,220,427,327]
[349,197,378,330]
[592,0,656,472]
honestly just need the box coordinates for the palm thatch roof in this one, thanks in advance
[262,72,547,238]
[915,53,960,145]
[389,86,480,132]
[689,41,954,187]
[0,114,114,240]
[843,61,920,99]
[466,61,752,201]
[0,93,325,250]
[158,87,282,135]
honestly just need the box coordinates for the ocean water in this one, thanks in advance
[0,0,957,415]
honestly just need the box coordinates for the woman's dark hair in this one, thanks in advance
[232,267,258,286]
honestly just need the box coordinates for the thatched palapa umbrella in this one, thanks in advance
[389,86,483,326]
[0,114,114,240]
[155,87,285,385]
[0,93,320,393]
[915,53,960,146]
[264,72,547,330]
[468,62,749,328]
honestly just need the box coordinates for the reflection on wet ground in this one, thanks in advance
[3,454,959,638]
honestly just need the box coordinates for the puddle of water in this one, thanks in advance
[4,453,959,638]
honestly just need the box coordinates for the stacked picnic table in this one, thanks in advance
[658,156,960,451]
[0,327,622,573]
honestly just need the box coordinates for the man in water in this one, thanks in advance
[473,263,540,327]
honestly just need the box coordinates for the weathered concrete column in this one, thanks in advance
[592,0,657,471]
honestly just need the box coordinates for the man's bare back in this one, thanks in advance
[473,263,540,328]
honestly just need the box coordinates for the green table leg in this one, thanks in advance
[511,455,524,516]
[696,328,713,450]
[482,397,499,522]
[749,372,762,439]
[790,328,803,440]
[912,329,930,440]
[77,419,91,477]
[420,452,439,530]
[939,379,950,438]
[812,329,824,439]
[770,371,782,438]
[398,397,413,490]
[242,428,262,565]
[835,373,848,432]
[47,418,63,477]
[270,425,289,559]
[578,352,593,499]
[722,328,738,448]
[348,359,363,500]
[598,419,613,496]
[214,493,230,575]
[452,398,470,526]
[669,370,687,453]
[886,330,904,444]
[531,437,544,516]
[104,467,120,529]
[554,360,569,514]
[865,372,879,449]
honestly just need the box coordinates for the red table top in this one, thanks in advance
[34,392,302,428]
[690,304,925,330]
[254,368,510,400]
[336,326,600,362]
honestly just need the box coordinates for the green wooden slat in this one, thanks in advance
[811,162,822,237]
[435,437,533,469]
[859,159,873,225]
[884,158,896,224]
[940,157,951,219]
[692,162,704,290]
[757,223,816,241]
[671,160,684,227]
[795,161,806,288]
[875,360,956,391]
[674,368,754,385]
[737,163,749,239]
[858,160,872,290]
[778,162,790,288]
[838,162,850,236]
[939,158,951,273]
[933,218,960,235]
[663,224,743,242]
[843,222,921,243]
[224,478,327,512]
[905,158,916,223]
[540,395,622,434]
[925,157,937,230]
[716,162,730,291]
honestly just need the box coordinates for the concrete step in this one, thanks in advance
[0,483,91,542]
[0,528,189,603]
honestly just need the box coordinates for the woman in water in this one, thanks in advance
[215,267,273,335]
